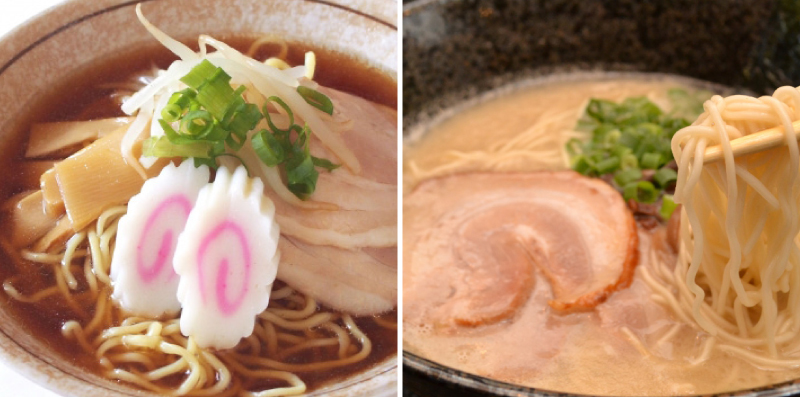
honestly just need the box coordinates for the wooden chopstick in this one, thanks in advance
[702,119,800,164]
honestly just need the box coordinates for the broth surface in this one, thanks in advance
[403,75,800,396]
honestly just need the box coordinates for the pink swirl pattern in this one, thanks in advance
[197,220,251,316]
[136,194,192,283]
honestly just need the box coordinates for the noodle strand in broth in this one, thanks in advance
[4,206,380,396]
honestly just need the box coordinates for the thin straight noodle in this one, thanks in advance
[689,337,716,365]
[656,323,682,346]
[620,326,651,356]
[405,109,576,188]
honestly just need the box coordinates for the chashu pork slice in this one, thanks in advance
[278,237,397,315]
[260,87,397,250]
[250,87,398,315]
[404,171,638,329]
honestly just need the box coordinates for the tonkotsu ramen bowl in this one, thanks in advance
[403,0,800,396]
[0,0,397,396]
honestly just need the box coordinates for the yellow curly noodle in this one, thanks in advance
[2,204,391,396]
[646,87,800,368]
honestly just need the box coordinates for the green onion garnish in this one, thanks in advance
[620,153,638,170]
[641,152,662,169]
[623,180,658,203]
[252,129,285,167]
[660,194,678,220]
[264,96,295,134]
[143,59,339,199]
[312,157,340,171]
[297,86,334,115]
[653,167,678,188]
[595,157,620,174]
[143,136,217,158]
[567,93,706,214]
[614,168,642,187]
[571,155,594,175]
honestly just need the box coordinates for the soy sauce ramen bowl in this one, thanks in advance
[403,0,800,396]
[0,0,397,396]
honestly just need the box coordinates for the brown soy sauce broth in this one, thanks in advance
[0,36,397,393]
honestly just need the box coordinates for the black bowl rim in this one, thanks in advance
[405,350,800,397]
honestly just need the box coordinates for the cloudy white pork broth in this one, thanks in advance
[0,36,397,395]
[403,75,800,396]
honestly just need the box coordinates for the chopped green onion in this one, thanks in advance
[195,69,236,121]
[611,145,632,157]
[568,93,706,213]
[147,60,339,199]
[181,110,215,137]
[623,181,658,203]
[614,168,642,187]
[193,157,215,168]
[620,153,638,170]
[251,129,285,167]
[589,151,606,164]
[636,123,663,136]
[660,194,678,220]
[180,60,218,89]
[227,103,262,136]
[641,152,662,169]
[586,99,617,123]
[654,167,678,188]
[164,89,197,115]
[602,129,621,148]
[143,136,215,158]
[225,131,247,152]
[161,104,183,123]
[160,119,200,145]
[263,96,295,134]
[297,86,334,115]
[618,131,640,149]
[312,157,340,171]
[289,124,310,151]
[595,157,620,174]
[572,155,594,175]
[219,97,246,127]
[622,182,638,202]
[286,155,318,198]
